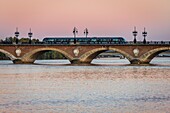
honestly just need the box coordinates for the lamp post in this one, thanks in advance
[84,28,88,38]
[28,28,33,44]
[73,27,78,44]
[14,27,19,44]
[142,27,147,44]
[132,27,138,44]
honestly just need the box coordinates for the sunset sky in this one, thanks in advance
[0,0,170,41]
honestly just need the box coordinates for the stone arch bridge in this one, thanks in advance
[0,44,170,64]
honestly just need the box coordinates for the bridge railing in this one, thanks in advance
[126,41,170,45]
[0,41,170,45]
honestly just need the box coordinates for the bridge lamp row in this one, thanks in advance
[132,27,148,44]
[14,28,33,44]
[73,27,89,38]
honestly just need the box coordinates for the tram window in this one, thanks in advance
[91,39,96,41]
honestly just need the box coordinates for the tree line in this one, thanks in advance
[0,37,39,44]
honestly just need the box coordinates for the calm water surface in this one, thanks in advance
[0,58,170,113]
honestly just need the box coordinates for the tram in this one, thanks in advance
[43,37,126,45]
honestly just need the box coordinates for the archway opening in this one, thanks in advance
[33,50,71,65]
[150,50,170,65]
[91,50,130,65]
[0,52,13,64]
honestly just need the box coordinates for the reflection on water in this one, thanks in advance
[0,58,170,112]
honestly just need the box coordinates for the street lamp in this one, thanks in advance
[73,27,78,44]
[142,27,147,44]
[28,28,33,44]
[84,28,88,38]
[14,27,19,44]
[132,26,138,44]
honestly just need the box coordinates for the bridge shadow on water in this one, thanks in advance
[0,58,170,67]
[0,62,169,67]
[33,62,170,67]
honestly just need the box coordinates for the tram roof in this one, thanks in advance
[44,37,124,39]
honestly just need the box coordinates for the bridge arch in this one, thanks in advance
[0,49,16,60]
[79,47,133,64]
[21,48,74,64]
[140,47,170,64]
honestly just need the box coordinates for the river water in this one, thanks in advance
[0,58,170,113]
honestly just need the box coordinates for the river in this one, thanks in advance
[0,58,170,113]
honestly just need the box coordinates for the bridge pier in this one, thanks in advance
[13,59,23,64]
[70,59,80,64]
[130,59,150,65]
[13,59,34,64]
[70,59,91,64]
[130,59,141,64]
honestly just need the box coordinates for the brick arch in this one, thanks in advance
[0,49,16,60]
[140,47,170,64]
[79,47,133,64]
[21,48,74,63]
[109,47,133,62]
